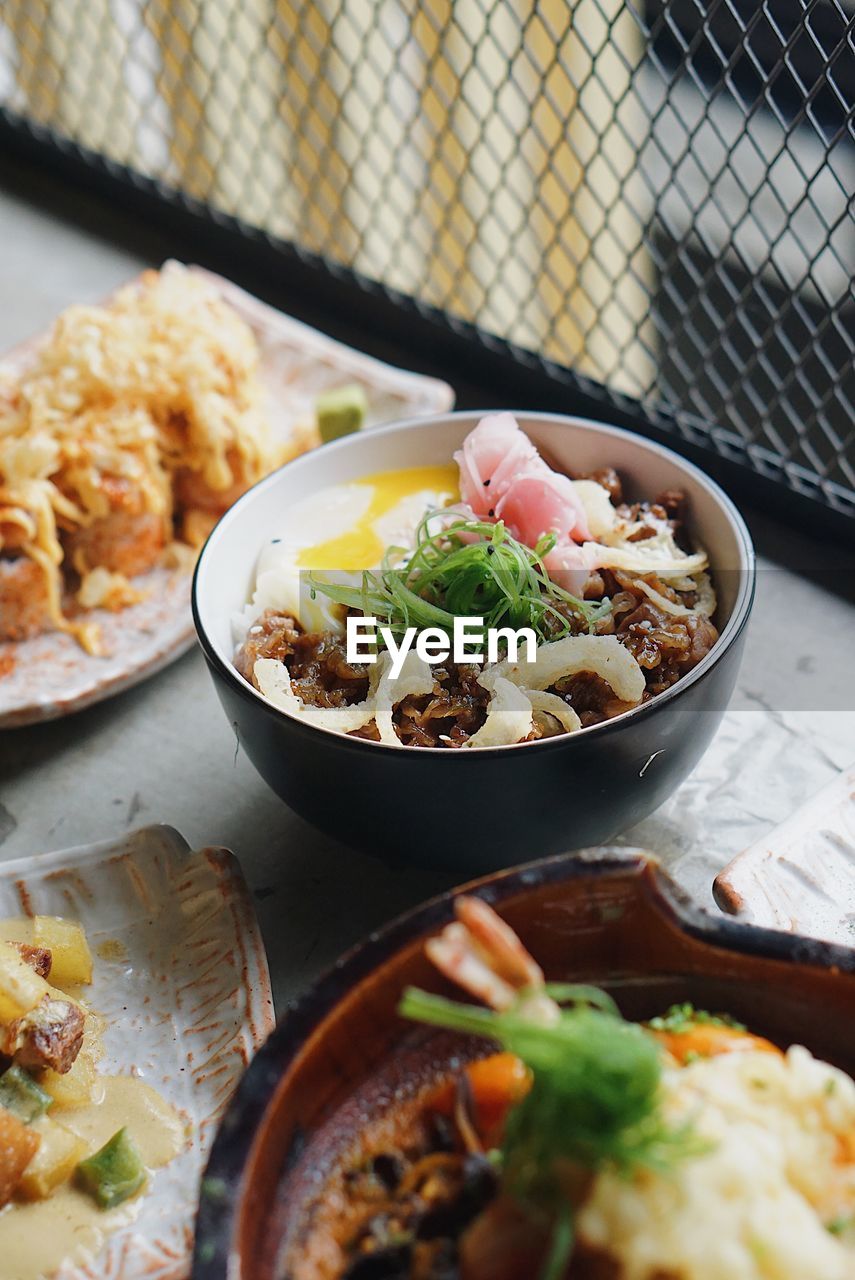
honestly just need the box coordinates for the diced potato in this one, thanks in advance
[0,947,52,1026]
[40,1050,97,1109]
[32,918,93,988]
[0,1105,39,1207]
[0,920,32,946]
[18,1116,86,1200]
[40,1015,103,1108]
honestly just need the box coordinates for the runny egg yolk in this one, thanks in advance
[296,465,459,571]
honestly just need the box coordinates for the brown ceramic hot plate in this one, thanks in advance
[192,848,855,1279]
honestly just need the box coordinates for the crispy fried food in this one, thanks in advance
[0,554,53,642]
[0,946,85,1074]
[64,476,167,579]
[67,510,166,579]
[10,944,52,980]
[173,447,253,516]
[2,1000,85,1075]
[0,1106,39,1207]
[0,263,285,646]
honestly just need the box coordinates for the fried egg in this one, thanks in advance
[235,465,458,637]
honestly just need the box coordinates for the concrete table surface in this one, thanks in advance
[0,175,853,1013]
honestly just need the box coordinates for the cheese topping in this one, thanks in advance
[0,262,284,643]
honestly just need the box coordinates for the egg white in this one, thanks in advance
[233,473,457,641]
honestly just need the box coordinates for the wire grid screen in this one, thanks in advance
[1,1,853,511]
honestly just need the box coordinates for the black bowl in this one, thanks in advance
[192,411,754,869]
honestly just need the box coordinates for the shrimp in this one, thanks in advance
[425,896,560,1026]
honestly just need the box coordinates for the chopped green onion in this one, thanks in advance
[540,1202,574,1280]
[310,511,610,647]
[542,984,620,1016]
[647,1003,746,1034]
[400,986,705,1178]
[400,983,708,1273]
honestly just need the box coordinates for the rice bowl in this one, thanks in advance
[231,414,721,750]
[192,411,755,866]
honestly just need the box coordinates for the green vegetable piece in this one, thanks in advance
[77,1127,146,1209]
[0,1064,53,1123]
[647,1002,746,1034]
[540,1203,574,1280]
[400,983,709,1279]
[316,384,367,442]
[401,987,703,1185]
[309,509,610,646]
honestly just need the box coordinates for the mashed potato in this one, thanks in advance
[578,1046,855,1280]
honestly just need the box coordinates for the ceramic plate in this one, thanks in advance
[0,265,455,728]
[714,761,855,946]
[0,823,274,1280]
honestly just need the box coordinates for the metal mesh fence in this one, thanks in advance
[1,0,853,515]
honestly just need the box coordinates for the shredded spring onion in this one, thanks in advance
[309,512,611,644]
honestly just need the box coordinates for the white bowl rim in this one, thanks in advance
[193,409,756,757]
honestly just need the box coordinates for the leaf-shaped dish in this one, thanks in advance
[714,762,855,946]
[0,266,454,728]
[0,823,273,1280]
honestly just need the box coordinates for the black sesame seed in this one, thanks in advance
[370,1153,404,1190]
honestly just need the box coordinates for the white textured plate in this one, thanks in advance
[0,265,455,728]
[0,823,274,1280]
[714,761,855,947]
